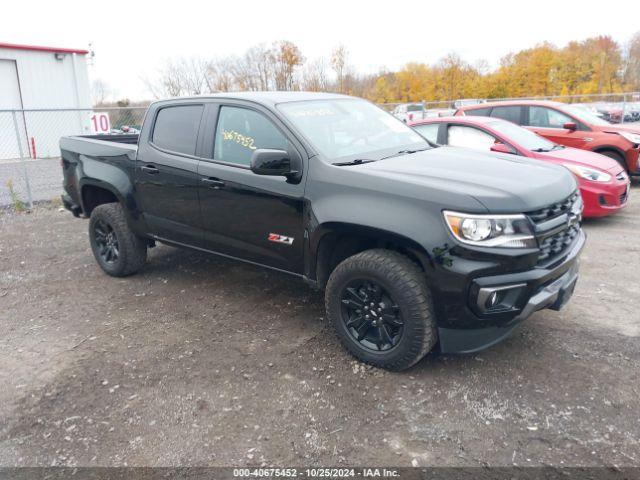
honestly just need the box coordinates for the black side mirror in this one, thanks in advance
[563,122,577,131]
[250,148,301,182]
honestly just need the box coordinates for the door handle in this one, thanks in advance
[141,164,159,174]
[202,177,225,189]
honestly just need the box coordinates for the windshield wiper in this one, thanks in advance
[333,158,377,166]
[380,148,430,160]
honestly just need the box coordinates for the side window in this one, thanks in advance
[214,106,288,166]
[412,124,440,144]
[490,106,522,124]
[152,105,204,155]
[447,125,496,150]
[464,107,491,117]
[529,106,573,128]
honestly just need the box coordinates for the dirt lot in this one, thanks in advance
[0,183,639,468]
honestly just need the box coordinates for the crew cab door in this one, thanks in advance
[525,105,592,149]
[135,103,205,246]
[197,103,306,274]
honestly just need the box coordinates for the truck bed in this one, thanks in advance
[59,134,138,160]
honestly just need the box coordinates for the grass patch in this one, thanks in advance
[5,180,28,213]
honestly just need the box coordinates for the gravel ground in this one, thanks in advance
[0,182,639,468]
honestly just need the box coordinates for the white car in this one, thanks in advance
[392,103,426,123]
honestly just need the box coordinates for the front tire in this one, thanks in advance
[325,249,437,371]
[89,203,147,277]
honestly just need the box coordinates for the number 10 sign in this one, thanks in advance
[90,112,111,134]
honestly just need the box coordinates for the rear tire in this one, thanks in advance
[325,249,437,371]
[89,203,147,277]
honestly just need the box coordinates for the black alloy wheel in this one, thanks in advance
[340,279,404,352]
[93,219,120,264]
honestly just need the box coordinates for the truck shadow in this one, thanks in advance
[141,244,556,376]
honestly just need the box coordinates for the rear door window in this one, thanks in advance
[214,106,288,166]
[490,106,522,124]
[152,105,204,155]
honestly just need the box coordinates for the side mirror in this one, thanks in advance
[563,122,577,131]
[250,148,301,182]
[490,143,515,155]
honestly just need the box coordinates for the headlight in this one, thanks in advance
[563,164,611,182]
[571,195,584,216]
[443,211,536,248]
[619,131,640,145]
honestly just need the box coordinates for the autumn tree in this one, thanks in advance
[301,58,329,91]
[623,32,640,91]
[273,41,304,91]
[331,45,349,93]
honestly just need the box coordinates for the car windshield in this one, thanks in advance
[278,98,428,161]
[563,104,611,126]
[487,119,557,151]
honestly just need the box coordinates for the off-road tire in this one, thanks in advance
[325,249,437,371]
[89,203,147,277]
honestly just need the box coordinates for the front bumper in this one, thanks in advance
[580,178,630,218]
[438,230,585,354]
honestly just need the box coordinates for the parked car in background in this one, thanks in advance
[451,98,486,110]
[455,100,640,175]
[410,116,630,218]
[392,103,426,123]
[597,104,623,123]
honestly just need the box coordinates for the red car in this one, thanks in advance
[454,100,640,176]
[410,116,630,218]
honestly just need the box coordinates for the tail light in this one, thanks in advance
[408,113,413,121]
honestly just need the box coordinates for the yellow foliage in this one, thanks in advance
[365,35,628,103]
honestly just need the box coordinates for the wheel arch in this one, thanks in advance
[592,145,628,170]
[80,180,122,216]
[310,222,433,289]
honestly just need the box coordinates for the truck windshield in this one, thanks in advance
[278,99,428,162]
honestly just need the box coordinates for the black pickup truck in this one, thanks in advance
[60,92,585,370]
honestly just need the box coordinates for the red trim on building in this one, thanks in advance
[0,42,89,55]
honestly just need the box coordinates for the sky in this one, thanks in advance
[2,0,639,100]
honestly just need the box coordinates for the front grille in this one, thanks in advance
[537,225,580,263]
[527,191,580,223]
[527,191,581,267]
[620,188,628,205]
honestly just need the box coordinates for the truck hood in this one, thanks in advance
[357,146,577,212]
[540,146,623,174]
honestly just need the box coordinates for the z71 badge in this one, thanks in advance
[268,233,294,245]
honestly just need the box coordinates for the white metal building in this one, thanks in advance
[0,42,92,159]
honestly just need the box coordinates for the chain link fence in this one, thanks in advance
[0,107,147,209]
[1,93,640,209]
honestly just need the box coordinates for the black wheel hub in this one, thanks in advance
[340,280,404,352]
[94,220,119,264]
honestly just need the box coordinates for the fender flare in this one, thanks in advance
[308,221,435,286]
